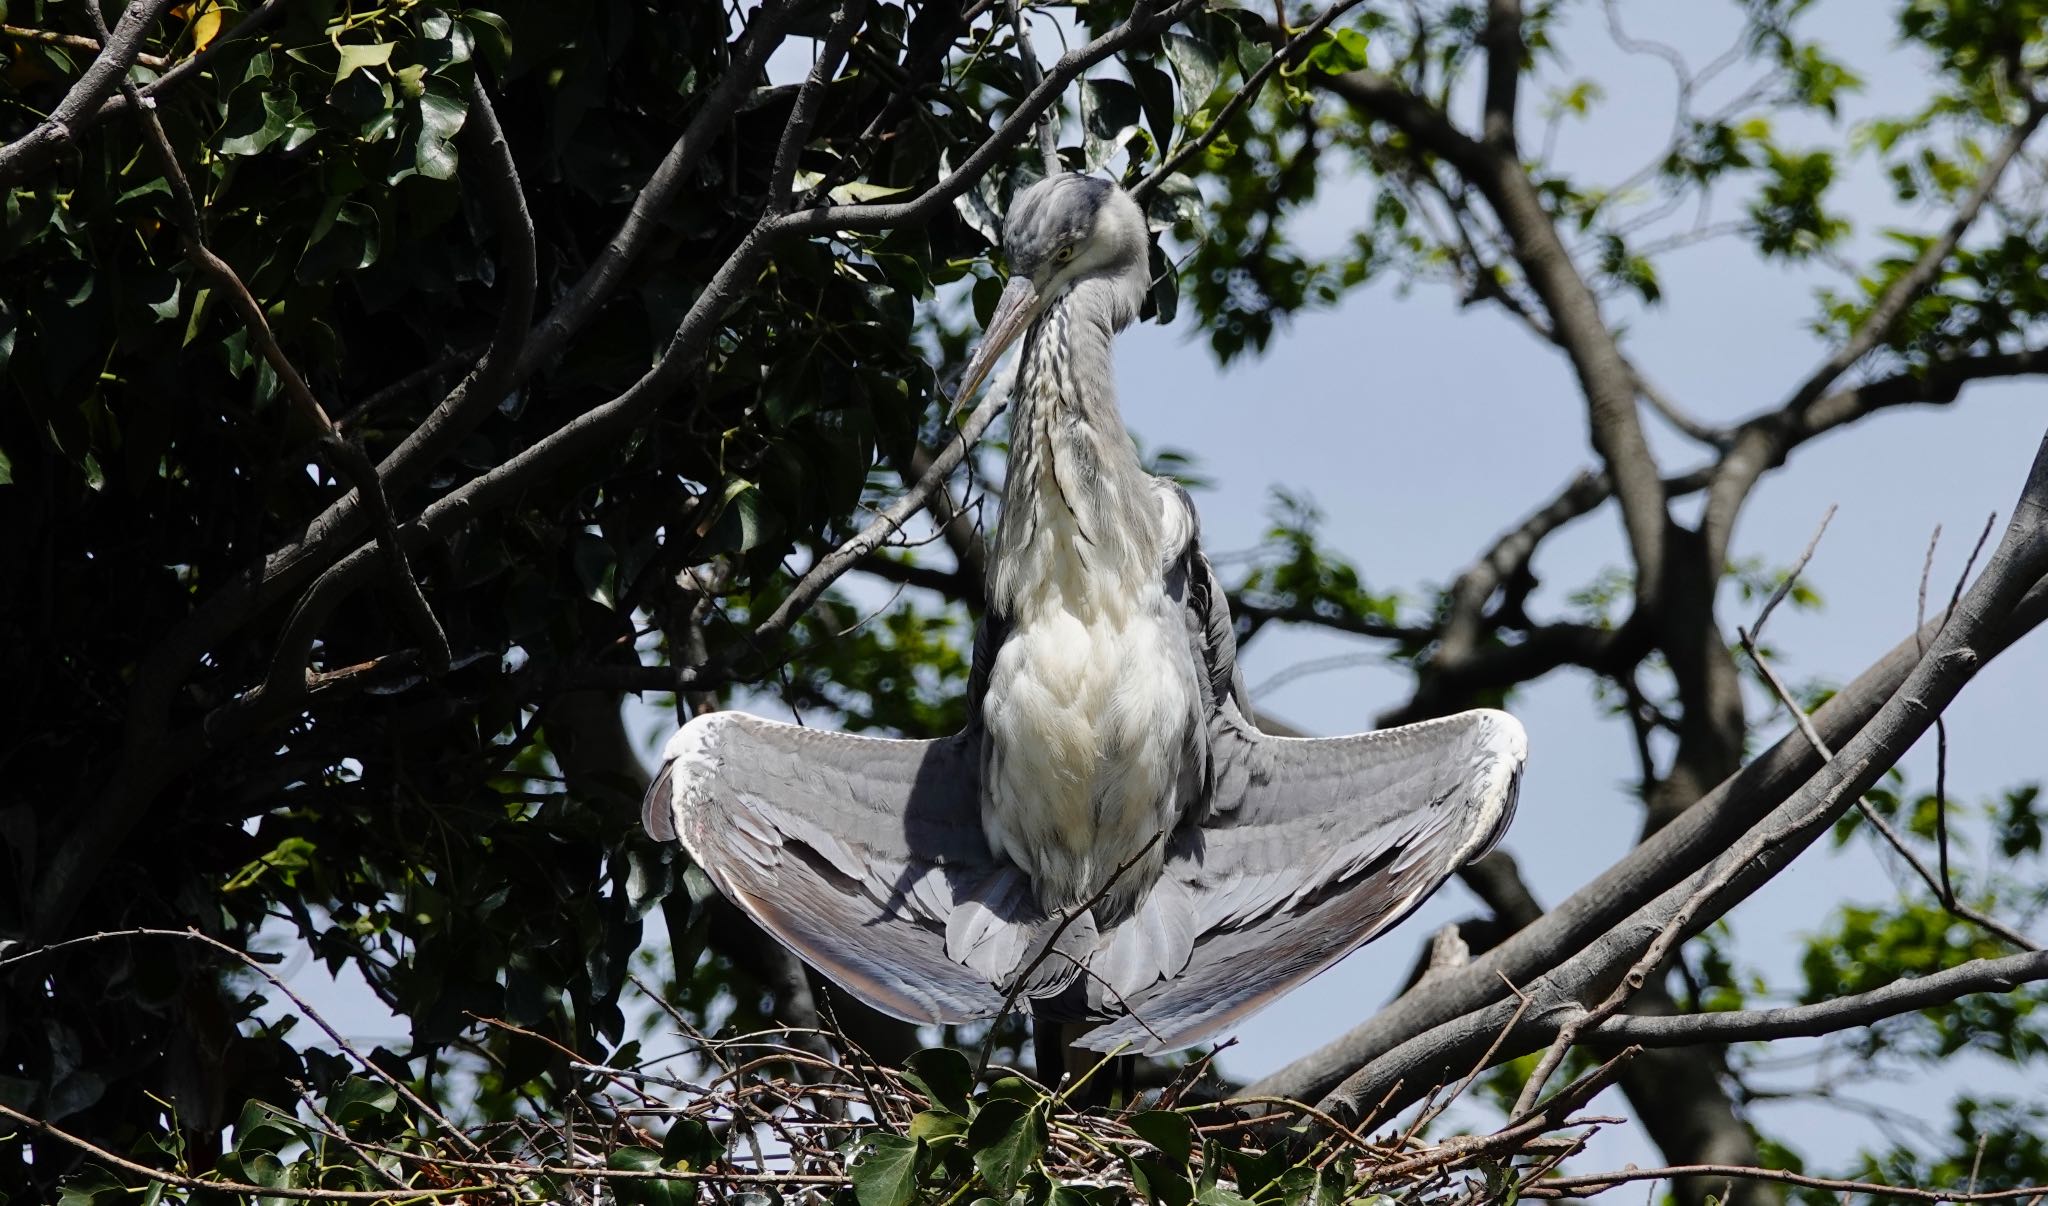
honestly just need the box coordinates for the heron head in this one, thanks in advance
[955,173,1150,405]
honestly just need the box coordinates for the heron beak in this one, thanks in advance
[954,275,1039,408]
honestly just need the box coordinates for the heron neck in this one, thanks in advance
[989,275,1158,621]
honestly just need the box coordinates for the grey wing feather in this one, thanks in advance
[1078,707,1526,1053]
[646,710,1015,1024]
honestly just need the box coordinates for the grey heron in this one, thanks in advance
[643,172,1526,1067]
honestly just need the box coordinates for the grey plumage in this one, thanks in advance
[644,173,1527,1055]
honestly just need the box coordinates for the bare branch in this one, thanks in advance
[1532,1161,2047,1203]
[1703,98,2048,565]
[1009,0,1063,175]
[1311,430,2048,1120]
[778,0,1201,240]
[1249,567,2048,1108]
[0,23,166,68]
[1313,65,1669,615]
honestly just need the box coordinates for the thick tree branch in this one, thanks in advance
[0,1,289,187]
[1309,429,2048,1120]
[1587,949,2048,1046]
[1479,0,1522,149]
[520,0,800,371]
[1249,569,2048,1107]
[0,0,176,186]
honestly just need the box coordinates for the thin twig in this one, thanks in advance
[1529,1161,2045,1203]
[1009,0,1062,174]
[1133,0,1370,204]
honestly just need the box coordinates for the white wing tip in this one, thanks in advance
[1460,708,1526,863]
[1465,707,1529,763]
[644,712,737,845]
[662,710,735,768]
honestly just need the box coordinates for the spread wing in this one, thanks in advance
[646,711,1019,1024]
[1076,706,1525,1053]
[647,484,1526,1052]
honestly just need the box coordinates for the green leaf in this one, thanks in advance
[1080,77,1142,169]
[1128,1154,1194,1206]
[909,1109,970,1143]
[609,1146,694,1206]
[1162,32,1221,108]
[55,1165,124,1206]
[1129,1111,1194,1166]
[232,1099,305,1154]
[967,1097,1043,1195]
[852,1134,922,1206]
[414,82,469,180]
[134,269,181,322]
[334,41,395,83]
[1305,27,1369,75]
[1131,58,1176,163]
[219,88,293,156]
[903,1047,975,1115]
[662,1118,720,1171]
[463,11,513,72]
[0,448,12,486]
[327,1077,398,1126]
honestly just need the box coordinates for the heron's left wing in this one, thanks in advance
[1077,707,1525,1053]
[645,712,1016,1024]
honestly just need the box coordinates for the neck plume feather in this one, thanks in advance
[989,276,1158,621]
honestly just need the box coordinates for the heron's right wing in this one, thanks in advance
[1077,708,1526,1053]
[645,711,1016,1024]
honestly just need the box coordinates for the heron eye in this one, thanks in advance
[1053,245,1077,263]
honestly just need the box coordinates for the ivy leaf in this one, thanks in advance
[415,81,469,180]
[218,89,294,156]
[662,1118,720,1171]
[327,1077,398,1126]
[1305,28,1370,75]
[903,1047,976,1115]
[609,1147,694,1206]
[1131,58,1177,161]
[1129,1110,1194,1166]
[463,10,514,72]
[1129,1154,1194,1206]
[852,1134,922,1206]
[334,41,395,83]
[967,1097,1044,1194]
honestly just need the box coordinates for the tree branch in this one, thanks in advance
[1314,66,1669,616]
[1588,949,2048,1046]
[1249,568,2048,1107]
[1702,97,2048,566]
[1310,429,2048,1120]
[0,0,176,187]
[768,0,868,213]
